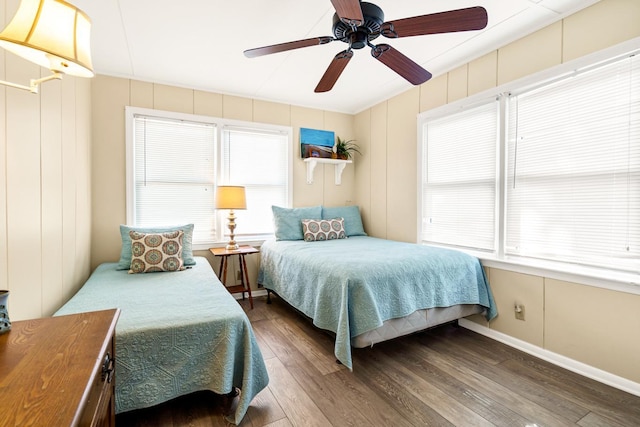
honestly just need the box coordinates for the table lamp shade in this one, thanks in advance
[215,186,246,210]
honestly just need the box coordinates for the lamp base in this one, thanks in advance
[225,210,240,251]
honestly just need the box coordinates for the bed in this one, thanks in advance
[54,256,268,425]
[258,211,497,371]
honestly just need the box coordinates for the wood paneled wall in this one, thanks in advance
[353,0,640,389]
[0,0,92,321]
[90,79,356,270]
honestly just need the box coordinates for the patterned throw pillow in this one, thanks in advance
[301,218,347,242]
[117,224,195,270]
[128,230,185,274]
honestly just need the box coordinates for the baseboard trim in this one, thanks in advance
[458,319,640,398]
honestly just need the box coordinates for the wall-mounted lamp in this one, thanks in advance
[0,0,93,94]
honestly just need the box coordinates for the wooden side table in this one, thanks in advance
[209,245,259,309]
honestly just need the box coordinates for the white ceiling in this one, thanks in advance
[72,0,599,114]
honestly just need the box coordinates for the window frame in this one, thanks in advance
[417,98,501,254]
[417,39,640,292]
[219,122,293,242]
[125,106,293,250]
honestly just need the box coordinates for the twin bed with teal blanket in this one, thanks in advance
[55,257,268,425]
[258,236,497,370]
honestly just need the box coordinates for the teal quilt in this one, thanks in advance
[258,236,497,370]
[55,257,268,425]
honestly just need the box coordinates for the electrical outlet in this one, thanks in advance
[515,304,525,321]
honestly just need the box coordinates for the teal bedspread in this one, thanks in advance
[258,236,497,370]
[55,257,268,425]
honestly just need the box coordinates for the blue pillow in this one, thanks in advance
[272,205,322,240]
[117,224,195,270]
[322,205,367,237]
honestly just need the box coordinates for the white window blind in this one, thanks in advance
[132,114,217,243]
[221,126,290,238]
[506,54,639,272]
[421,102,498,252]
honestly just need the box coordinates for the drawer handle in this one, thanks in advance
[101,353,114,383]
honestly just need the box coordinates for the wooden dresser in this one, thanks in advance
[0,308,120,427]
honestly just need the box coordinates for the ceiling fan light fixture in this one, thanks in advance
[348,31,370,50]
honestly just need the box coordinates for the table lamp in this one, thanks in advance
[215,186,246,250]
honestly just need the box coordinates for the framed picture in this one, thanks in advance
[300,128,335,158]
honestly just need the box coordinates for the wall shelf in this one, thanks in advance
[304,158,352,185]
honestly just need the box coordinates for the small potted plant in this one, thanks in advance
[334,137,361,160]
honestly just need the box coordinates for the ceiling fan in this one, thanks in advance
[244,0,488,93]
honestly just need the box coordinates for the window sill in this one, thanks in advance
[197,238,640,296]
[420,243,639,295]
[193,238,267,252]
[477,255,640,296]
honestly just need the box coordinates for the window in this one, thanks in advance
[506,55,639,272]
[420,102,498,252]
[128,113,216,243]
[221,125,291,240]
[126,107,292,247]
[419,50,639,275]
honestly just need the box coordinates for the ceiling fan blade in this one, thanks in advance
[244,36,334,58]
[381,6,488,38]
[330,0,364,26]
[371,44,432,85]
[315,50,354,93]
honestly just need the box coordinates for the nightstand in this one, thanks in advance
[209,245,259,309]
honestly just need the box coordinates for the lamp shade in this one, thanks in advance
[215,186,246,210]
[0,0,93,78]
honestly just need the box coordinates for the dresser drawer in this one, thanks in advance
[78,334,116,427]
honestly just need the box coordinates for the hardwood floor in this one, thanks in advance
[116,295,640,426]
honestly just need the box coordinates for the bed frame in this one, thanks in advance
[266,289,483,348]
